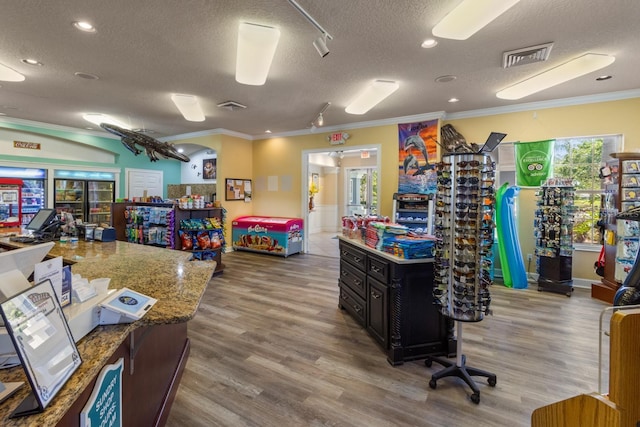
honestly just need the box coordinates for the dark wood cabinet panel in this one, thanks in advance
[338,237,455,365]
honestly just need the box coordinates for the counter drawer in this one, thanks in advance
[367,254,389,283]
[339,284,366,326]
[340,261,366,298]
[339,241,366,271]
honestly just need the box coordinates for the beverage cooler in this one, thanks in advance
[0,167,47,226]
[0,178,22,227]
[54,178,115,224]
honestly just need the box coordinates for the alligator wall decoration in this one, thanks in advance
[100,123,190,162]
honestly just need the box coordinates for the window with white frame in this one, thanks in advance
[552,134,622,247]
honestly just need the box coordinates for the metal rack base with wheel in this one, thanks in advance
[425,322,496,404]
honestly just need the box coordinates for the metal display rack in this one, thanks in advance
[426,153,496,404]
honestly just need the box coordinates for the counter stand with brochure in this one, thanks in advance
[0,279,82,418]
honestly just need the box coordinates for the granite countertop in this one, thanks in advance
[337,235,434,264]
[0,238,215,426]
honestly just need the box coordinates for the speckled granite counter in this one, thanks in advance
[0,239,215,426]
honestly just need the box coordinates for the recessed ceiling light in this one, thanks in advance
[0,113,6,116]
[596,75,612,81]
[83,113,131,129]
[177,148,184,153]
[265,130,272,133]
[21,59,42,66]
[435,75,457,83]
[421,39,438,48]
[73,21,96,32]
[448,97,459,103]
[74,72,99,80]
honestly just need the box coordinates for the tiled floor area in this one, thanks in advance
[306,231,339,258]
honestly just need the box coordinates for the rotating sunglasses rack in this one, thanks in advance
[425,153,497,404]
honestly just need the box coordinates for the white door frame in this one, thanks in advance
[301,143,381,253]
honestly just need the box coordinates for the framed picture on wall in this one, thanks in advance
[203,159,216,180]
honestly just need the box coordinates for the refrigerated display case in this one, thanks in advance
[0,167,47,226]
[21,179,46,225]
[55,178,115,223]
[0,178,22,227]
[88,180,115,224]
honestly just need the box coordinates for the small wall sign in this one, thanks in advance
[13,141,41,150]
[80,358,124,427]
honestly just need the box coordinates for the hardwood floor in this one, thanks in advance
[166,251,611,427]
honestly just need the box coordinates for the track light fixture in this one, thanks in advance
[288,0,333,58]
[311,102,331,129]
[313,33,330,57]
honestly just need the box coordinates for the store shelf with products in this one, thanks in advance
[112,202,225,274]
[392,193,434,234]
[592,153,640,303]
[534,178,576,296]
[175,206,225,273]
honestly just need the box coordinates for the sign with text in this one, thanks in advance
[80,358,123,427]
[13,141,41,150]
[327,132,349,145]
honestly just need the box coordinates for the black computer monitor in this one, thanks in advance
[25,208,58,234]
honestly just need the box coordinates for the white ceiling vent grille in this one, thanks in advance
[217,100,247,111]
[502,42,554,68]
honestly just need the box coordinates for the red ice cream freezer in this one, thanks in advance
[232,216,303,257]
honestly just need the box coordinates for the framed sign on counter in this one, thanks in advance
[0,279,82,417]
[225,178,252,202]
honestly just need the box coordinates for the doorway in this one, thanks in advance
[303,145,381,257]
[345,167,377,217]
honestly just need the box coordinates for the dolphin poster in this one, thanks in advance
[398,119,438,194]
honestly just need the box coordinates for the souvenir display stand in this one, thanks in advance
[426,154,496,404]
[534,178,576,296]
[392,193,434,234]
[592,153,640,303]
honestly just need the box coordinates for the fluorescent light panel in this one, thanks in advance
[496,53,616,100]
[171,94,205,122]
[345,80,399,115]
[236,22,280,86]
[0,63,25,82]
[432,0,520,40]
[82,113,130,129]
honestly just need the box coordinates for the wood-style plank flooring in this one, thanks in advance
[166,251,611,427]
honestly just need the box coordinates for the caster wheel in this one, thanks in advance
[470,393,480,404]
[488,376,497,387]
[429,379,437,389]
[425,359,433,367]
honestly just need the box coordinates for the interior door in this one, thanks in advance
[126,169,163,199]
[346,167,378,216]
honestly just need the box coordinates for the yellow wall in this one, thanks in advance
[445,97,640,282]
[170,133,254,244]
[252,125,401,218]
[174,97,640,283]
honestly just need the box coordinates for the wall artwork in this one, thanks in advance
[203,159,216,180]
[398,119,438,194]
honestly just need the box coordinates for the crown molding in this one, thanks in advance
[0,116,120,139]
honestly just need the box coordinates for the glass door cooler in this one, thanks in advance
[0,167,47,226]
[55,179,86,222]
[0,178,23,227]
[87,180,115,225]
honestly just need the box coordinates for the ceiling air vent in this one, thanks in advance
[502,42,554,68]
[217,100,247,111]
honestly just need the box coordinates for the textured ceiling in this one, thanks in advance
[0,0,639,140]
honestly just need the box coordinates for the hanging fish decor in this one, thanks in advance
[100,123,190,162]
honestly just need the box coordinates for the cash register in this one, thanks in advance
[9,208,60,243]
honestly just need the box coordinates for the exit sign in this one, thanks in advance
[327,132,350,145]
